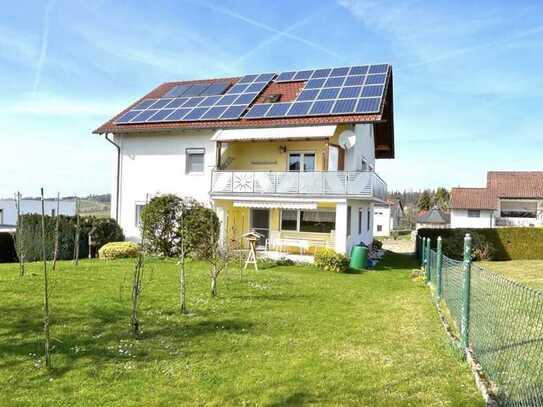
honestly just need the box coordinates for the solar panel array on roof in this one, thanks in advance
[245,64,389,119]
[115,76,273,124]
[114,64,390,125]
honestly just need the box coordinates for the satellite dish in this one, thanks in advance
[338,130,356,149]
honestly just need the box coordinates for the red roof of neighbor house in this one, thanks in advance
[92,68,396,158]
[450,172,543,209]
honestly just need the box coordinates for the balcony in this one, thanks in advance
[211,171,387,200]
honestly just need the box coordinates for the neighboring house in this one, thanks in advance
[450,171,543,228]
[0,199,76,232]
[373,198,404,236]
[94,64,396,255]
[416,207,450,229]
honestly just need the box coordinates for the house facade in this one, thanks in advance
[450,172,543,228]
[94,65,395,255]
[373,198,403,237]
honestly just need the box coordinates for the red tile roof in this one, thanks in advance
[451,172,543,209]
[93,77,384,134]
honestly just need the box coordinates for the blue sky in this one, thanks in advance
[2,0,543,198]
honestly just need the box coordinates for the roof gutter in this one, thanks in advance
[104,134,120,222]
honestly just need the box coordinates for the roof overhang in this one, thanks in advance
[211,125,337,142]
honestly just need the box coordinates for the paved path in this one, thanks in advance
[382,238,415,254]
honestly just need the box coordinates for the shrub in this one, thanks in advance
[140,195,183,257]
[98,242,140,260]
[314,248,349,273]
[140,195,219,259]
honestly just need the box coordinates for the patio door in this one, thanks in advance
[251,209,269,248]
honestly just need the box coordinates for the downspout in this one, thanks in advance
[104,133,120,222]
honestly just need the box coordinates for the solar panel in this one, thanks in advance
[115,110,142,123]
[114,64,390,124]
[163,85,191,98]
[244,103,272,119]
[355,98,381,113]
[366,74,387,85]
[183,84,210,97]
[132,99,158,110]
[332,99,357,114]
[266,103,291,117]
[200,82,230,96]
[308,100,334,115]
[201,106,228,120]
[287,102,311,116]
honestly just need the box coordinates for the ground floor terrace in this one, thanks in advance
[213,197,374,255]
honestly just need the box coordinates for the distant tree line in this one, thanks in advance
[389,187,450,230]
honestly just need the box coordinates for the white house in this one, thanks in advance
[0,199,76,232]
[450,171,543,228]
[94,64,396,255]
[373,198,404,237]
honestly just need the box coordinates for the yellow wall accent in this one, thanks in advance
[223,140,329,171]
[216,201,339,253]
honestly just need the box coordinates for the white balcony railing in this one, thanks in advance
[211,171,387,200]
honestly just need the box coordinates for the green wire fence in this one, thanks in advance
[417,234,543,407]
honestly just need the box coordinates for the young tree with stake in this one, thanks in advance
[52,192,60,270]
[15,191,25,277]
[40,188,52,368]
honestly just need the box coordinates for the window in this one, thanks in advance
[468,209,480,218]
[288,152,315,172]
[280,209,298,231]
[135,204,145,227]
[0,209,3,224]
[367,209,371,231]
[300,210,335,233]
[186,148,205,174]
[358,209,362,234]
[347,206,351,236]
[500,201,537,218]
[280,209,335,233]
[51,209,56,217]
[377,225,383,232]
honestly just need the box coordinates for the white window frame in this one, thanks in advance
[279,209,335,233]
[185,148,205,175]
[288,151,316,172]
[135,202,146,227]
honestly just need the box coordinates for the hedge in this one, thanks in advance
[14,215,124,262]
[417,227,543,261]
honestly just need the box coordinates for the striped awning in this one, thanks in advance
[233,201,317,210]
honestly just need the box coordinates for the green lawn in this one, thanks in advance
[0,254,482,406]
[477,260,543,290]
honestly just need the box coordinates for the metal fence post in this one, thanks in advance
[421,236,426,268]
[461,233,472,350]
[436,236,443,299]
[425,237,431,283]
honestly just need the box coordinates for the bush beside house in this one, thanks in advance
[98,242,140,260]
[417,227,543,261]
[314,248,350,273]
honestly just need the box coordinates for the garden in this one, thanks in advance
[1,194,483,405]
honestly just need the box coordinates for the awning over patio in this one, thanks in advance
[233,201,318,210]
[211,125,337,142]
